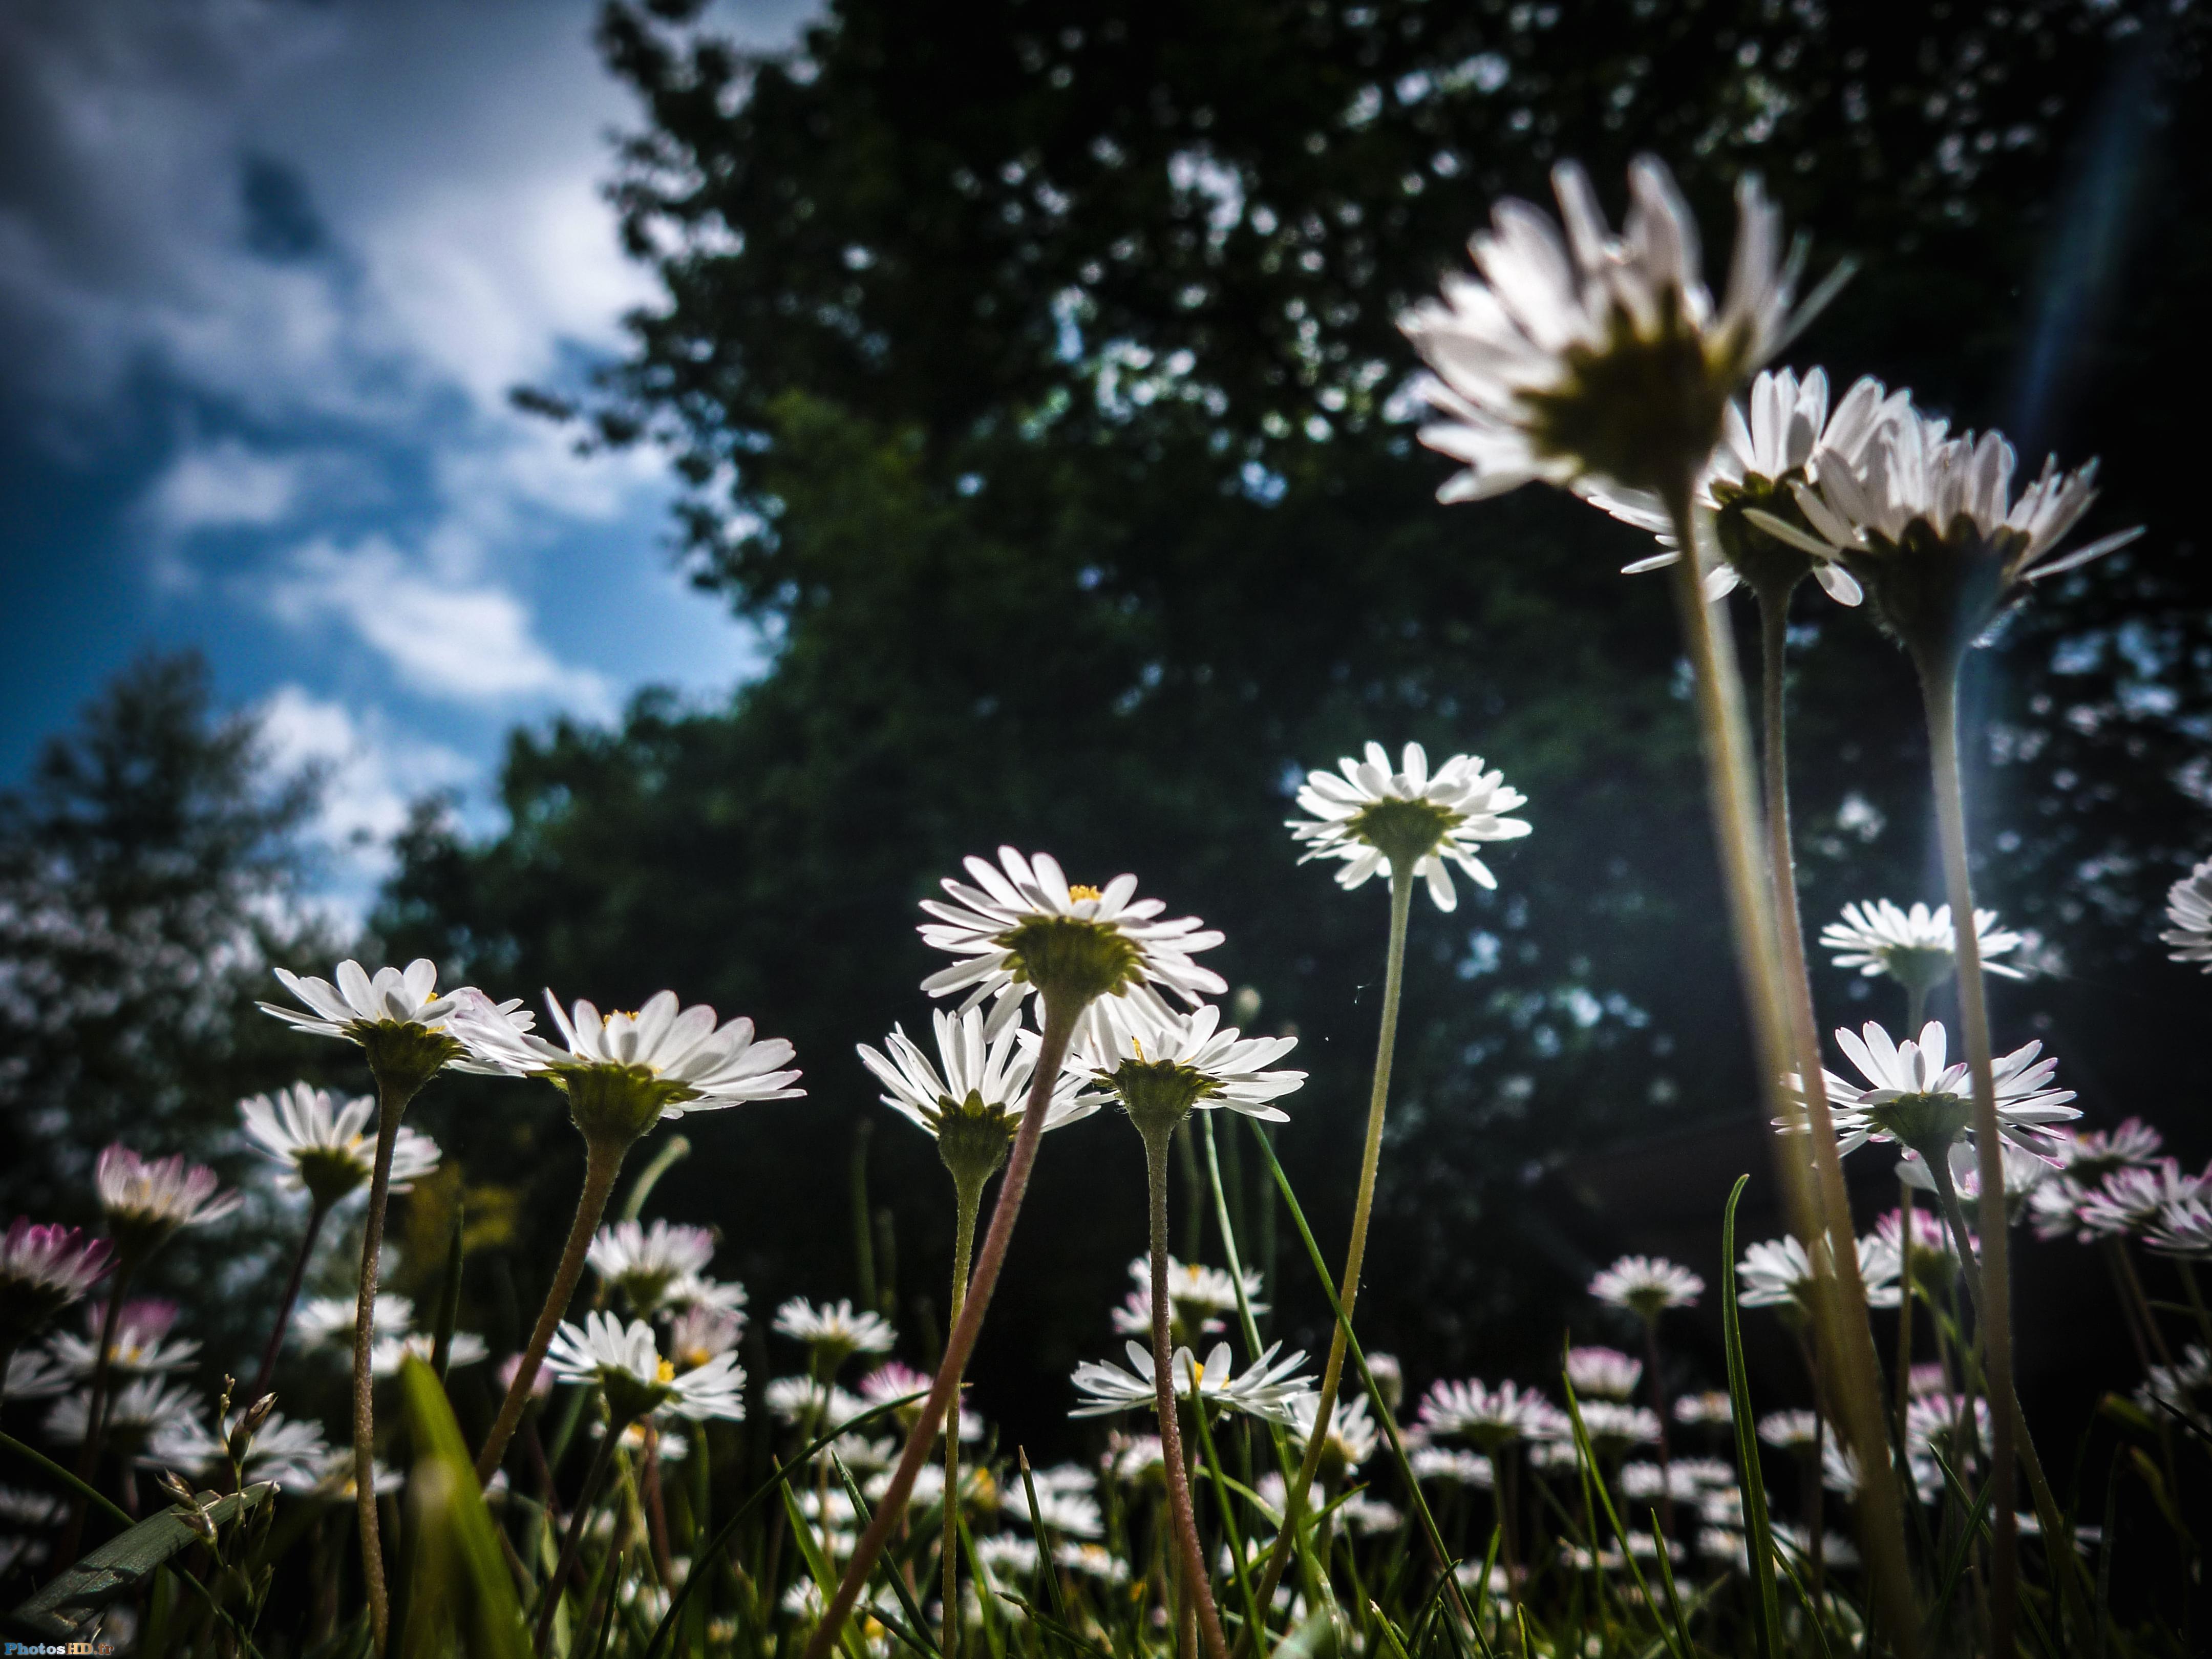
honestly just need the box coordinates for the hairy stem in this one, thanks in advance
[802,992,1083,1659]
[1243,864,1413,1631]
[940,1168,986,1659]
[1896,1179,1917,1446]
[478,1136,630,1484]
[1919,661,2020,1651]
[353,1078,417,1654]
[252,1199,331,1404]
[1141,1122,1231,1659]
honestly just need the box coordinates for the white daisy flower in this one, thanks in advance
[46,1300,200,1377]
[1416,1378,1563,1453]
[1590,1254,1704,1317]
[294,1294,412,1350]
[1899,1140,2056,1220]
[1110,1254,1267,1342]
[1400,156,1800,504]
[2075,1160,2210,1241]
[2162,858,2212,970]
[147,1407,332,1492]
[917,847,1226,1039]
[1748,400,2143,659]
[1053,1541,1131,1583]
[1819,899,2025,989]
[862,1006,1096,1136]
[1067,997,1304,1127]
[46,1375,202,1458]
[1000,1482,1103,1538]
[1673,1392,1733,1427]
[1287,741,1531,911]
[0,1220,111,1341]
[1618,1461,1708,1503]
[2053,1120,2165,1183]
[2146,1198,2212,1260]
[1590,368,1907,603]
[772,1298,895,1365]
[667,1302,747,1371]
[1290,1389,1379,1473]
[260,958,535,1080]
[239,1083,441,1207]
[1574,1401,1663,1451]
[96,1145,241,1251]
[2137,1344,2212,1435]
[6,1349,72,1400]
[1813,1020,2078,1160]
[544,1310,745,1422]
[762,1375,869,1429]
[588,1219,718,1317]
[1564,1346,1643,1402]
[1756,1409,1821,1451]
[370,1331,488,1376]
[1410,1445,1495,1487]
[1069,1338,1313,1425]
[1737,1232,1903,1315]
[454,989,803,1137]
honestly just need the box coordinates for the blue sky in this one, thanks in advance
[0,0,811,914]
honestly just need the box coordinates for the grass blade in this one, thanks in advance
[1720,1173,1786,1659]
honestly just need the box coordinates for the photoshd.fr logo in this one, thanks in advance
[3,1642,117,1655]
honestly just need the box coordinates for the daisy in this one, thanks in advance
[260,958,535,1088]
[2162,858,2212,971]
[1736,1233,1903,1316]
[1417,1377,1562,1453]
[588,1219,718,1317]
[1674,1392,1734,1427]
[1286,742,1532,912]
[544,1310,745,1423]
[763,1376,869,1429]
[1747,401,2143,663]
[2075,1161,2210,1241]
[371,1331,489,1376]
[47,1300,200,1377]
[1069,1339,1313,1425]
[2137,1345,2212,1436]
[1900,1141,2056,1220]
[6,1350,72,1400]
[46,1375,202,1459]
[773,1298,895,1367]
[999,1481,1104,1539]
[0,1220,111,1345]
[455,989,802,1144]
[1565,1346,1643,1402]
[148,1408,332,1492]
[1574,1401,1662,1452]
[2053,1120,2165,1184]
[1591,368,1908,603]
[96,1145,241,1258]
[1757,1410,1821,1451]
[1820,900,2025,991]
[1068,997,1304,1130]
[2145,1198,2212,1260]
[917,847,1226,1039]
[1410,1445,1495,1486]
[861,1006,1096,1144]
[667,1303,747,1371]
[240,1083,440,1207]
[295,1294,413,1350]
[1590,1255,1704,1318]
[1400,156,1801,504]
[1110,1254,1267,1343]
[1812,1020,2077,1161]
[1290,1389,1379,1477]
[1620,1462,1708,1504]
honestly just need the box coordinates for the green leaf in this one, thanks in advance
[1720,1174,1786,1659]
[394,1354,533,1659]
[7,1482,273,1640]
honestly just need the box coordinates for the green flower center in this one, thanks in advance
[1345,796,1463,870]
[934,1092,1017,1193]
[294,1145,372,1210]
[1842,518,2026,671]
[1106,1056,1219,1140]
[1711,474,1821,596]
[994,913,1143,1008]
[557,1064,699,1148]
[351,1019,466,1096]
[1519,299,1750,496]
[1866,1091,1976,1162]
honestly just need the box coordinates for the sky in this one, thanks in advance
[0,0,812,914]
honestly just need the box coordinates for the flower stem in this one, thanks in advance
[352,1076,418,1654]
[1140,1121,1231,1659]
[941,1169,986,1659]
[1243,863,1413,1631]
[252,1199,331,1404]
[1896,1178,1917,1445]
[1918,659,2022,1649]
[534,1412,627,1655]
[54,1258,139,1567]
[1677,534,1910,1653]
[802,991,1085,1659]
[477,1136,630,1485]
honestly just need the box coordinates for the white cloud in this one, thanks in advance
[146,437,301,532]
[257,682,477,919]
[269,535,613,714]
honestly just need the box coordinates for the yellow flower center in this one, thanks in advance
[1067,883,1103,902]
[657,1357,676,1384]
